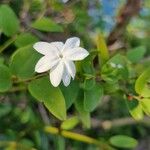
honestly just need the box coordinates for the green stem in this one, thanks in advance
[45,126,115,150]
[8,86,27,92]
[13,73,48,84]
[0,36,17,53]
[95,32,110,65]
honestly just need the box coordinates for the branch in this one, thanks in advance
[91,117,150,130]
[38,103,50,125]
[45,126,115,150]
[107,0,142,46]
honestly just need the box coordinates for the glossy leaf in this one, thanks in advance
[126,99,143,120]
[28,77,66,120]
[60,80,79,109]
[95,32,109,64]
[31,17,63,32]
[140,98,150,115]
[84,84,103,112]
[135,68,150,97]
[0,5,19,36]
[15,33,38,48]
[10,45,41,79]
[110,135,138,149]
[61,116,79,130]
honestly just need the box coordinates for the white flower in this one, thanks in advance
[33,37,89,87]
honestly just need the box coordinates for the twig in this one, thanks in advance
[91,117,150,130]
[8,86,27,93]
[38,103,50,125]
[108,0,142,46]
[45,126,115,150]
[13,72,48,84]
[0,35,17,53]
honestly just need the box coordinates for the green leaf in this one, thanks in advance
[84,83,103,112]
[0,104,11,118]
[106,54,125,65]
[130,104,143,120]
[84,78,95,90]
[31,17,63,32]
[95,32,109,64]
[135,68,150,97]
[127,46,146,63]
[28,77,66,120]
[126,99,143,120]
[81,54,95,75]
[75,91,91,128]
[0,5,19,36]
[140,98,150,115]
[101,54,129,81]
[60,80,79,109]
[10,45,41,80]
[103,82,119,94]
[0,64,12,92]
[15,33,38,48]
[109,135,138,149]
[61,116,79,130]
[0,57,4,64]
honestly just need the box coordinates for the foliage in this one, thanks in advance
[0,0,150,150]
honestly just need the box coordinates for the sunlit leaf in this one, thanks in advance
[135,68,150,97]
[28,77,66,120]
[140,98,150,115]
[126,99,143,120]
[61,116,79,130]
[95,32,109,64]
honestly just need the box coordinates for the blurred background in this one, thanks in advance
[0,0,150,150]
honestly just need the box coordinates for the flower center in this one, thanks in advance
[59,53,63,59]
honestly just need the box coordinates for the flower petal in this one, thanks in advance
[50,61,64,87]
[62,66,71,86]
[33,42,60,56]
[63,37,80,50]
[50,42,64,51]
[64,60,76,79]
[35,56,59,73]
[64,47,89,61]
